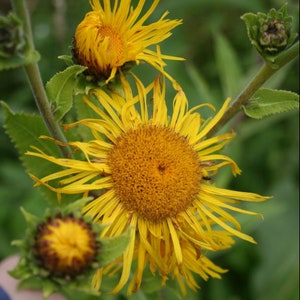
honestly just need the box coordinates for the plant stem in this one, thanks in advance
[206,41,299,137]
[12,0,71,158]
[24,63,71,158]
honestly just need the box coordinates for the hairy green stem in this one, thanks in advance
[12,0,71,158]
[206,41,299,137]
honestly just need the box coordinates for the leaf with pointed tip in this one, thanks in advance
[45,65,87,121]
[214,33,243,98]
[185,62,215,103]
[242,88,299,119]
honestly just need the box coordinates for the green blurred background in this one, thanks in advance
[0,0,299,299]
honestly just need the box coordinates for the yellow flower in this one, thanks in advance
[73,0,183,83]
[35,214,98,278]
[27,75,269,294]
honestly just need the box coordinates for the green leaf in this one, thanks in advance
[1,101,60,161]
[99,230,130,266]
[242,88,299,119]
[0,50,40,70]
[20,207,39,227]
[253,179,299,300]
[73,93,100,141]
[45,65,87,121]
[58,54,74,66]
[1,101,62,203]
[214,33,242,98]
[185,62,215,103]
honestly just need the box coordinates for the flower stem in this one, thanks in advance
[11,0,71,158]
[206,41,299,137]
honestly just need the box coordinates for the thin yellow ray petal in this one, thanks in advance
[138,220,163,268]
[200,154,241,175]
[176,113,200,138]
[59,171,99,185]
[131,0,158,28]
[167,219,182,264]
[194,133,234,152]
[84,95,123,131]
[201,185,271,202]
[173,267,187,295]
[152,77,168,126]
[203,193,263,217]
[195,97,231,140]
[103,207,129,237]
[199,204,257,243]
[83,190,116,220]
[92,268,103,290]
[35,168,82,183]
[127,235,147,294]
[170,89,188,128]
[110,215,137,294]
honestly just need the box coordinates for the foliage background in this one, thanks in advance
[0,0,299,299]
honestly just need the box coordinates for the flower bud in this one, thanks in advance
[241,4,298,62]
[34,214,98,278]
[9,199,130,297]
[0,13,25,58]
[257,9,291,54]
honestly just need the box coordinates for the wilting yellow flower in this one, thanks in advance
[73,0,183,83]
[27,75,269,294]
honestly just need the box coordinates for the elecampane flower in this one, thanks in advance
[27,75,269,294]
[73,0,183,83]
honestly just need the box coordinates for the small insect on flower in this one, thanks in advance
[200,161,216,182]
[202,175,213,181]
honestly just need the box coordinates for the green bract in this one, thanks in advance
[241,4,298,63]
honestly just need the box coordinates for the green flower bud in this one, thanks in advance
[241,4,298,62]
[0,13,40,70]
[0,13,25,58]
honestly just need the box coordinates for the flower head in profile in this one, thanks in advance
[73,0,183,83]
[27,75,269,294]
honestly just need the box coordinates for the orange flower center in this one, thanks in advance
[108,125,202,222]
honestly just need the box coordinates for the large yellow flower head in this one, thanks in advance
[27,75,269,294]
[73,0,183,83]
